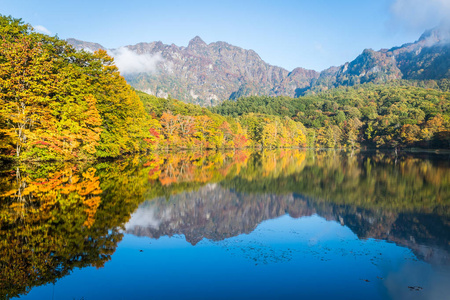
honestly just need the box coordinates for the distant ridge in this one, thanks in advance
[66,38,106,53]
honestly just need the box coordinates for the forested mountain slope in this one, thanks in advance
[213,85,450,149]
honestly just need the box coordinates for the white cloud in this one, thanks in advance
[109,47,163,74]
[390,0,450,29]
[125,206,162,231]
[34,25,51,35]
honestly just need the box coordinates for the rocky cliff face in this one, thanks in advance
[67,36,319,105]
[67,26,450,105]
[312,26,450,92]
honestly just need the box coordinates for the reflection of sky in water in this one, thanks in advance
[22,215,450,300]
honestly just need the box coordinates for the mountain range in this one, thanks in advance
[67,27,450,106]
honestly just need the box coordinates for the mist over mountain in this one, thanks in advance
[67,26,450,106]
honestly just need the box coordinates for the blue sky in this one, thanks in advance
[1,0,449,71]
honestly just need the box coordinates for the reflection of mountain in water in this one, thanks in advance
[330,206,450,265]
[126,184,450,265]
[126,184,314,245]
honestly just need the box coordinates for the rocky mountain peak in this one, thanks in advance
[419,26,450,45]
[188,36,207,48]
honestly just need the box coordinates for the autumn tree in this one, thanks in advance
[0,16,151,161]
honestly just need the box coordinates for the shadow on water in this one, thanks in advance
[0,149,449,299]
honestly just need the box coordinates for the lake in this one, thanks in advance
[1,150,449,299]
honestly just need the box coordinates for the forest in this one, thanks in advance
[0,16,152,161]
[0,15,449,162]
[213,85,450,149]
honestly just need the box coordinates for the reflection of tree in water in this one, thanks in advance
[0,151,252,299]
[0,149,449,298]
[223,150,450,213]
[0,160,149,299]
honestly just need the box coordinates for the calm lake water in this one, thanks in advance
[1,150,449,300]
